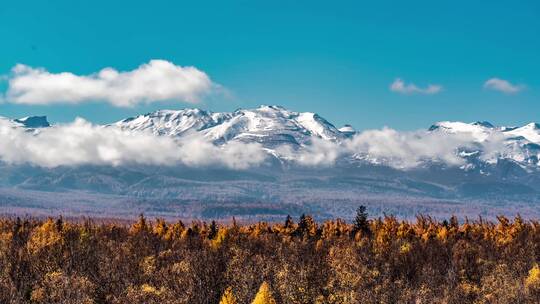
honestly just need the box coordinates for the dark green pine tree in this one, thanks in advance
[296,214,316,237]
[284,215,294,229]
[208,220,218,239]
[352,205,370,237]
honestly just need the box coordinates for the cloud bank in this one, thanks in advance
[0,119,265,169]
[276,129,479,169]
[3,60,216,107]
[483,78,524,94]
[0,118,520,170]
[276,137,342,167]
[344,128,476,168]
[390,78,442,95]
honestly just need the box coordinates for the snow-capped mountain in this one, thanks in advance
[112,106,540,170]
[428,121,496,142]
[0,115,51,129]
[428,119,540,169]
[3,107,540,171]
[2,108,540,219]
[505,123,540,143]
[112,108,228,136]
[429,120,540,145]
[114,105,346,147]
[14,116,51,128]
[338,124,356,137]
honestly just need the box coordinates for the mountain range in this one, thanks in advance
[112,105,540,169]
[1,105,540,220]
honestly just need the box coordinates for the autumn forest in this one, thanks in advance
[1,208,540,303]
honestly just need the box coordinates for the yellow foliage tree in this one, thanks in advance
[131,214,149,233]
[30,271,95,304]
[27,218,63,254]
[525,264,540,292]
[252,281,277,304]
[219,287,238,304]
[153,218,168,238]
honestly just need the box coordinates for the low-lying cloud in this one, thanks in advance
[276,137,342,166]
[0,119,265,169]
[344,128,476,168]
[390,78,442,95]
[0,118,520,170]
[3,60,216,107]
[275,128,479,169]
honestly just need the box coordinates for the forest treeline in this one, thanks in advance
[1,208,540,303]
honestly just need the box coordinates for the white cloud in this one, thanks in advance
[0,119,265,169]
[483,78,524,94]
[3,60,217,107]
[276,137,343,166]
[390,78,442,95]
[344,128,475,169]
[174,132,267,169]
[0,117,516,170]
[275,128,494,169]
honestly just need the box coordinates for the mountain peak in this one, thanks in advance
[145,108,209,117]
[523,122,540,129]
[472,121,494,128]
[339,124,356,135]
[114,105,345,144]
[256,105,287,111]
[239,105,293,117]
[114,108,220,136]
[14,116,50,128]
[503,122,540,143]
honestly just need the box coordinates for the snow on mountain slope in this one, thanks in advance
[428,120,540,168]
[295,112,342,140]
[113,109,230,136]
[115,105,345,147]
[428,120,540,145]
[504,123,540,143]
[428,121,496,142]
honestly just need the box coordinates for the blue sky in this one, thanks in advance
[0,0,538,130]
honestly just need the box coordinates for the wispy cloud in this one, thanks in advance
[390,78,442,95]
[483,78,524,94]
[2,60,217,107]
